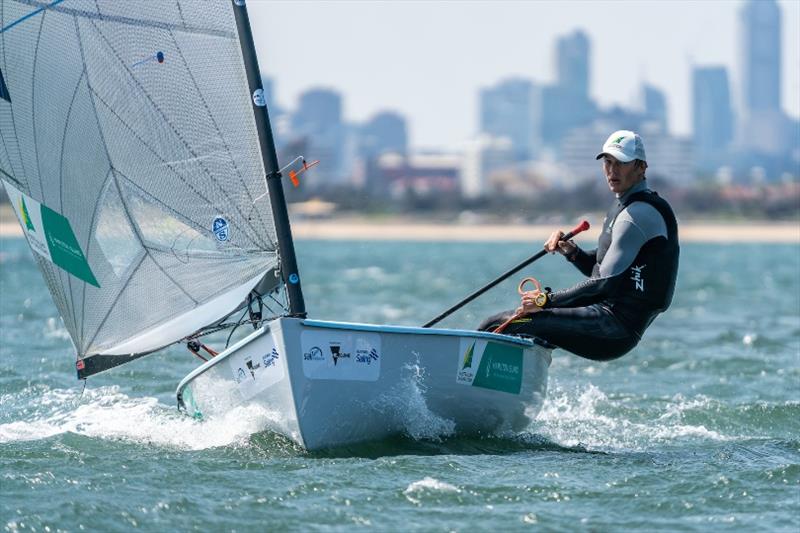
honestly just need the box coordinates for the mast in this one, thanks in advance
[231,0,306,317]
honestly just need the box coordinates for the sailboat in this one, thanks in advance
[0,0,551,450]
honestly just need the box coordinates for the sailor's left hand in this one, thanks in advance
[518,290,545,314]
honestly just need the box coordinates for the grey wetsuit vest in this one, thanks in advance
[593,189,679,334]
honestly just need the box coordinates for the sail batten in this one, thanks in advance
[1,0,280,372]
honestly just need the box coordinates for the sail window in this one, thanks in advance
[0,68,10,102]
[95,180,143,277]
[123,186,220,258]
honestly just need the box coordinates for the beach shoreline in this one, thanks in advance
[0,215,797,243]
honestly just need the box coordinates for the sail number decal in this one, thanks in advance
[456,338,523,394]
[301,330,381,381]
[2,181,99,287]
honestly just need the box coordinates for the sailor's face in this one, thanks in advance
[602,155,642,194]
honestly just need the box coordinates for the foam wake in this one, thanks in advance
[0,385,282,450]
[531,383,731,451]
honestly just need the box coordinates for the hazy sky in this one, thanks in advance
[250,0,800,151]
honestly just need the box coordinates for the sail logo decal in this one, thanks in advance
[301,330,381,381]
[456,338,523,394]
[303,346,324,361]
[212,216,229,241]
[0,68,10,102]
[355,348,379,365]
[2,181,99,287]
[262,348,279,368]
[329,342,351,366]
[461,342,475,370]
[252,88,266,107]
[228,335,285,399]
[19,197,35,231]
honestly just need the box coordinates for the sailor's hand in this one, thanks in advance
[519,290,544,314]
[544,230,577,257]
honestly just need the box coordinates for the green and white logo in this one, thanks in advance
[19,197,35,231]
[456,339,523,394]
[612,135,626,144]
[3,181,99,287]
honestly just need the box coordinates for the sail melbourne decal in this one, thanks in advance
[2,181,99,287]
[301,329,381,381]
[0,68,10,102]
[456,339,523,394]
[228,333,284,400]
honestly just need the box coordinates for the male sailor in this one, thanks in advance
[479,130,679,361]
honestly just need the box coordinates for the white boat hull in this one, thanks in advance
[177,318,551,450]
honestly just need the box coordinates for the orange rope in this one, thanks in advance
[493,276,543,334]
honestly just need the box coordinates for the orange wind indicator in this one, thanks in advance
[280,156,320,187]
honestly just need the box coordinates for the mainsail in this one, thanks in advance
[0,0,283,375]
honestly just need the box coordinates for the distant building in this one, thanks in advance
[641,84,668,134]
[461,135,515,198]
[291,88,347,188]
[740,0,781,114]
[556,30,590,102]
[737,0,788,163]
[372,153,460,200]
[360,111,408,159]
[643,131,695,186]
[692,67,734,174]
[479,78,534,162]
[531,30,596,157]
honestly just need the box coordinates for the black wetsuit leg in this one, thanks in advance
[478,304,639,361]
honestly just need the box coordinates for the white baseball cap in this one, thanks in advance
[595,130,646,163]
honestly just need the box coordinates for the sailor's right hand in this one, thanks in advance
[544,230,577,256]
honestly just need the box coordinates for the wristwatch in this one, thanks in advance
[533,292,548,308]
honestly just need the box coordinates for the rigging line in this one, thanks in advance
[0,0,64,34]
[85,18,267,248]
[225,307,250,349]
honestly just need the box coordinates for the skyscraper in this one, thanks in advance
[479,78,534,161]
[530,29,595,157]
[641,84,668,134]
[291,88,347,186]
[692,67,733,171]
[740,0,781,113]
[556,30,590,101]
[737,0,789,162]
[360,111,408,158]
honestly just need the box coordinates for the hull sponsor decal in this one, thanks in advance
[301,329,381,381]
[2,181,99,287]
[228,334,285,399]
[457,338,523,394]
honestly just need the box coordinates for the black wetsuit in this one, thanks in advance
[479,181,679,361]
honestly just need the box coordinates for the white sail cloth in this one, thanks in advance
[0,1,278,360]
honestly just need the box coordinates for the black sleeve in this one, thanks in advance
[548,271,624,308]
[568,247,597,277]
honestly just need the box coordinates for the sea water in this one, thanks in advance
[1,237,798,531]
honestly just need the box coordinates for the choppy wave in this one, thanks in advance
[0,385,280,450]
[532,384,734,450]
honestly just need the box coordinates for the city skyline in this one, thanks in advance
[250,0,800,151]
